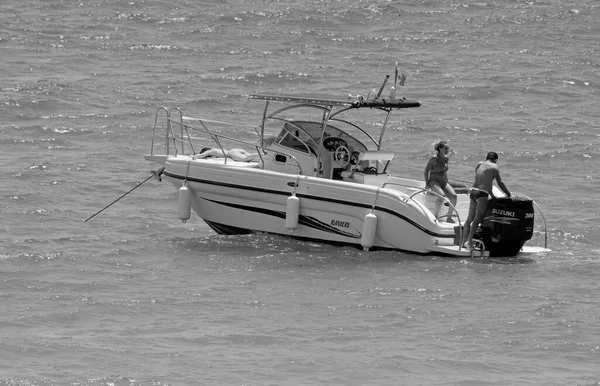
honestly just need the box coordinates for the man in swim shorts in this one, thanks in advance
[461,151,512,250]
[469,190,489,201]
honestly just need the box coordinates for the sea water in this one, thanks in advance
[1,1,599,385]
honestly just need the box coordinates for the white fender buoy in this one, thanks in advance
[285,194,300,230]
[178,181,191,223]
[360,212,378,251]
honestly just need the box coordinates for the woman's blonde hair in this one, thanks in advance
[434,140,447,152]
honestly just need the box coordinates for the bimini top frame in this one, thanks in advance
[248,94,421,110]
[249,94,421,153]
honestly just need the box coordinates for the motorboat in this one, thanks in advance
[144,73,547,258]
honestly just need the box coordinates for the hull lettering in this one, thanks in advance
[331,220,350,228]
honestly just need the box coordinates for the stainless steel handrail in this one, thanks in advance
[150,108,306,175]
[381,180,465,250]
[407,188,464,249]
[514,192,548,250]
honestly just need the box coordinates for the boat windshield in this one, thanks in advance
[274,122,318,154]
[276,121,367,155]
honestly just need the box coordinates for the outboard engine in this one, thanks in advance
[476,196,534,257]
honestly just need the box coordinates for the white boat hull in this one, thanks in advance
[161,156,468,256]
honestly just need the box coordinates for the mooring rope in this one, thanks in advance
[84,167,165,222]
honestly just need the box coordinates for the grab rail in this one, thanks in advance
[150,107,169,155]
[149,107,306,174]
[407,188,464,250]
[380,181,465,250]
[514,192,548,250]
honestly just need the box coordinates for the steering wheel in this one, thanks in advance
[334,145,350,167]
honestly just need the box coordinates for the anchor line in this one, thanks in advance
[83,167,165,222]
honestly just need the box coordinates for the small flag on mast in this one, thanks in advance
[399,73,407,86]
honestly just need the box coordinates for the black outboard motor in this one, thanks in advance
[476,196,534,257]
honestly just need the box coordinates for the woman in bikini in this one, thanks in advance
[424,141,458,222]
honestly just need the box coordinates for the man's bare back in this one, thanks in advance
[472,157,510,198]
[473,161,500,194]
